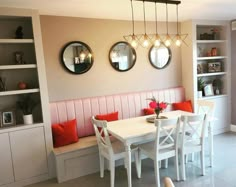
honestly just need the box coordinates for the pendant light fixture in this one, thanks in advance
[164,3,171,47]
[130,0,138,48]
[123,0,188,48]
[141,1,150,48]
[154,2,161,47]
[175,4,181,46]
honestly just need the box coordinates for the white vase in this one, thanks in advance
[23,114,33,125]
[198,91,203,98]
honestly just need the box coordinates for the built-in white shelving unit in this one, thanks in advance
[181,20,231,134]
[0,7,53,187]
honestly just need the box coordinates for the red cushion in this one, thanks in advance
[95,111,118,122]
[172,100,193,113]
[95,112,118,137]
[51,119,78,148]
[143,108,155,115]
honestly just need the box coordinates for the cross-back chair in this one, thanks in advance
[137,117,180,187]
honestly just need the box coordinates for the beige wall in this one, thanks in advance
[40,15,182,102]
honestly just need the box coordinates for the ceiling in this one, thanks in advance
[0,0,236,22]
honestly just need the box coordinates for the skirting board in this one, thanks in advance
[231,124,236,132]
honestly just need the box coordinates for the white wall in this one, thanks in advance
[40,16,182,102]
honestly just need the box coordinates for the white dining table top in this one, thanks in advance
[107,110,194,145]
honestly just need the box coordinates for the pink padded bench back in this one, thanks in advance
[50,87,185,138]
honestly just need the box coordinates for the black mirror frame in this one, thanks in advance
[60,41,94,74]
[148,44,172,69]
[108,41,137,72]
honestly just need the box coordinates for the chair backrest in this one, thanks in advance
[197,100,215,118]
[154,117,180,155]
[181,114,208,147]
[91,116,113,155]
[163,177,175,187]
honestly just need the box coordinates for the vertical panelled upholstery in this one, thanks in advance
[74,100,85,137]
[50,87,185,138]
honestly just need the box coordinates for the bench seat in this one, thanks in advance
[50,87,185,183]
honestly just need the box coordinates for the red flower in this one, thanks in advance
[159,102,167,110]
[149,101,157,109]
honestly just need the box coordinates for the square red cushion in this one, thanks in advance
[95,111,118,122]
[172,100,193,113]
[95,111,118,137]
[143,108,155,115]
[51,119,78,148]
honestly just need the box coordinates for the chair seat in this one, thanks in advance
[139,141,176,160]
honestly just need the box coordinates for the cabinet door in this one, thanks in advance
[0,133,14,185]
[10,127,48,181]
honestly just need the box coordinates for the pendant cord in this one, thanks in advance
[155,2,158,35]
[143,1,147,34]
[131,0,135,35]
[176,4,179,34]
[166,3,168,34]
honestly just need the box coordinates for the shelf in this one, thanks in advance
[198,94,227,100]
[197,56,227,60]
[0,88,40,96]
[0,64,37,70]
[197,40,226,43]
[197,72,226,77]
[0,123,44,133]
[0,39,34,43]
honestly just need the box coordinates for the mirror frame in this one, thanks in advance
[108,41,136,72]
[60,41,94,74]
[148,44,172,69]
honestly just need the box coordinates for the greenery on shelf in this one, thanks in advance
[198,78,205,91]
[17,94,38,115]
[212,78,222,89]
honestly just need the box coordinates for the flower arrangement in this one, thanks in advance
[147,97,168,118]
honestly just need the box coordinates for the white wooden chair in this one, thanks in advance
[91,116,138,187]
[179,114,208,180]
[163,177,175,187]
[137,118,180,187]
[197,100,215,166]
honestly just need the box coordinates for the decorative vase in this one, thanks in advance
[155,109,161,119]
[23,114,33,125]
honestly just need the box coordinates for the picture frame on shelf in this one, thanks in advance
[1,109,16,127]
[208,62,221,73]
[204,84,214,96]
[197,64,203,74]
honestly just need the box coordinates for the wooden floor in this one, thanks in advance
[27,132,236,187]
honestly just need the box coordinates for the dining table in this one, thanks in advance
[106,110,215,187]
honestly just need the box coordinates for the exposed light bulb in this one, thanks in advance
[154,39,161,47]
[131,35,137,48]
[175,39,181,46]
[143,39,149,47]
[165,35,171,47]
[154,35,161,47]
[143,34,149,48]
[175,35,182,46]
[131,40,137,48]
[165,39,171,47]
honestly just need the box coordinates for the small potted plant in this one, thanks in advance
[197,78,205,98]
[17,94,37,124]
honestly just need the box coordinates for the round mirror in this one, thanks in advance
[61,41,94,74]
[109,41,136,72]
[148,44,171,69]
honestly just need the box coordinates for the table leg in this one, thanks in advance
[125,144,132,187]
[208,122,213,167]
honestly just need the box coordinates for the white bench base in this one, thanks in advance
[53,136,99,183]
